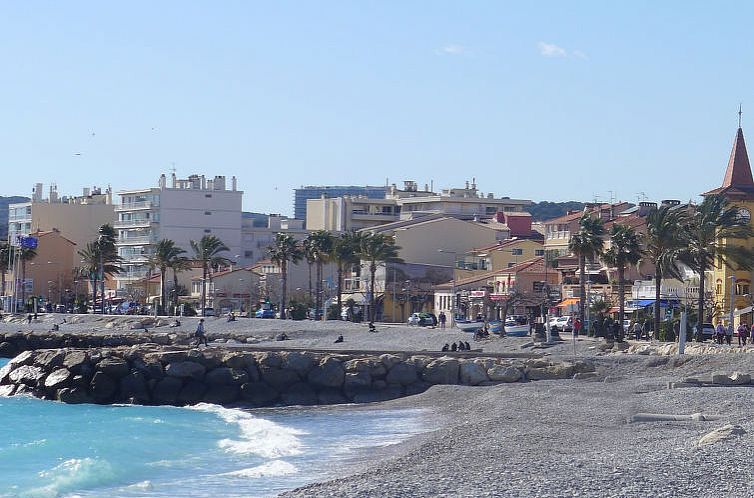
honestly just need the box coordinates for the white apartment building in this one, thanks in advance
[114,173,243,294]
[241,214,307,263]
[8,183,115,249]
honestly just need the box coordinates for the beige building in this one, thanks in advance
[456,238,545,280]
[8,184,115,251]
[190,267,262,313]
[9,229,76,305]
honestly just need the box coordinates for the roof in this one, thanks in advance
[31,230,77,246]
[603,213,647,231]
[542,202,632,225]
[434,257,548,289]
[471,238,543,253]
[190,266,256,281]
[704,127,754,198]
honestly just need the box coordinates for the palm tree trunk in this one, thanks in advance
[160,268,166,316]
[618,266,625,334]
[578,254,586,322]
[1,271,6,297]
[308,263,313,304]
[697,262,706,340]
[654,267,662,340]
[316,260,322,320]
[173,269,179,313]
[369,261,377,323]
[201,264,207,315]
[92,275,98,314]
[21,260,27,308]
[281,260,288,319]
[336,262,343,317]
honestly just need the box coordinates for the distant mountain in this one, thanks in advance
[0,196,30,241]
[525,201,586,222]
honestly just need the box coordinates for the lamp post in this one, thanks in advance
[730,275,737,331]
[438,249,457,327]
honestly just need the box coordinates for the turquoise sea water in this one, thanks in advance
[0,359,429,498]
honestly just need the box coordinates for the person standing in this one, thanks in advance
[632,321,642,341]
[737,322,749,347]
[725,322,734,346]
[194,318,208,347]
[715,321,725,345]
[573,316,582,341]
[439,311,447,329]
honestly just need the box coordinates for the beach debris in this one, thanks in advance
[698,424,746,447]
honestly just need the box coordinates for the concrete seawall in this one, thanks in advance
[0,344,595,408]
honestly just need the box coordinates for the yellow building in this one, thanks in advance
[705,126,754,326]
[455,238,545,280]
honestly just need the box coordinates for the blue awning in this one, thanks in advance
[628,299,679,308]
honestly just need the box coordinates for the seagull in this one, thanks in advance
[74,153,82,156]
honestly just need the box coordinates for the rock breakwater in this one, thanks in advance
[0,346,595,407]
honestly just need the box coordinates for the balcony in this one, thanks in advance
[115,201,159,212]
[113,219,158,229]
[117,236,155,245]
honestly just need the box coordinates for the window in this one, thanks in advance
[736,281,750,295]
[507,262,515,268]
[485,206,497,215]
[205,194,212,198]
[244,250,254,258]
[716,281,723,295]
[535,249,545,256]
[204,211,211,215]
[533,281,545,293]
[511,248,523,256]
[204,229,211,233]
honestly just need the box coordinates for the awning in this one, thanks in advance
[735,306,753,317]
[557,298,580,308]
[609,305,641,313]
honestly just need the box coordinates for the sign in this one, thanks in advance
[16,235,38,249]
[469,290,487,298]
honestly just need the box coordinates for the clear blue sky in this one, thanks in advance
[1,1,752,215]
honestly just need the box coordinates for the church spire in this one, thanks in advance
[721,123,754,189]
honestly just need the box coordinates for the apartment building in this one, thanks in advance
[294,185,387,223]
[7,183,115,250]
[241,214,308,264]
[114,173,242,294]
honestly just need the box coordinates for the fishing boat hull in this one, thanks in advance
[456,321,484,332]
[504,324,530,337]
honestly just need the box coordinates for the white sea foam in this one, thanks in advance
[189,403,306,458]
[220,460,298,478]
[25,458,116,498]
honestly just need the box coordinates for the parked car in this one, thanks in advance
[201,307,215,317]
[694,323,715,340]
[407,312,437,326]
[548,316,573,332]
[255,308,275,319]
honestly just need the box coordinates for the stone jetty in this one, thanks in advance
[0,344,595,407]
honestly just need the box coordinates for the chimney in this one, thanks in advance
[171,171,177,188]
[33,183,43,202]
[200,175,206,189]
[231,176,237,191]
[158,174,166,189]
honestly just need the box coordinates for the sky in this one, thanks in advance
[1,1,753,216]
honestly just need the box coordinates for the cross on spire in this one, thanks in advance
[739,103,743,128]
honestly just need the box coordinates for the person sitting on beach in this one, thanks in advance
[441,343,449,352]
[451,342,458,352]
[464,341,471,351]
[194,318,208,347]
[227,312,236,322]
[51,323,59,332]
[170,319,181,328]
[368,322,376,332]
[334,334,344,343]
[27,314,32,324]
[458,342,465,351]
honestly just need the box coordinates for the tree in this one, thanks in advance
[96,224,119,314]
[268,233,303,319]
[330,232,362,319]
[602,224,643,330]
[149,239,186,316]
[302,237,316,304]
[680,195,754,335]
[78,239,121,313]
[568,214,605,323]
[170,256,192,312]
[0,243,10,297]
[357,232,402,323]
[190,235,231,316]
[307,230,334,320]
[644,205,687,337]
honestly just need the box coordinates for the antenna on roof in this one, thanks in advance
[739,103,743,128]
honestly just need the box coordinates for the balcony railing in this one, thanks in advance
[113,219,157,228]
[115,201,159,211]
[117,236,155,245]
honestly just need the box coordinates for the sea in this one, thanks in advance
[0,359,430,498]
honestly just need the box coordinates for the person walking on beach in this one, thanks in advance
[738,322,749,347]
[439,311,447,329]
[715,321,725,345]
[725,323,734,345]
[194,318,208,347]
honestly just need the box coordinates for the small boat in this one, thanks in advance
[504,319,530,337]
[456,321,484,332]
[488,321,503,334]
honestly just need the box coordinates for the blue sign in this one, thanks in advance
[19,236,38,249]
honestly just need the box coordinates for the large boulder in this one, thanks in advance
[177,380,207,404]
[260,367,300,391]
[459,362,489,386]
[9,365,45,386]
[256,352,282,368]
[96,358,130,379]
[152,377,184,404]
[35,350,66,369]
[165,361,206,380]
[57,387,92,404]
[10,351,36,369]
[120,371,150,403]
[132,358,164,379]
[282,352,316,375]
[240,382,279,406]
[186,350,222,370]
[487,365,523,383]
[203,384,239,404]
[63,351,89,373]
[281,383,318,406]
[0,341,18,358]
[317,388,348,405]
[205,367,249,386]
[422,357,460,385]
[308,357,345,388]
[222,352,257,371]
[90,372,117,402]
[526,363,575,381]
[380,354,403,370]
[44,368,72,390]
[385,362,418,386]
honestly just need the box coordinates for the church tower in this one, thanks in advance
[704,120,754,325]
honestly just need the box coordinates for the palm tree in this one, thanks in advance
[170,255,191,312]
[78,240,121,312]
[602,224,643,331]
[302,237,316,304]
[96,224,118,314]
[357,232,402,323]
[330,232,361,318]
[644,205,687,337]
[149,239,186,315]
[268,233,303,319]
[680,195,754,335]
[568,214,605,324]
[308,230,334,320]
[190,235,231,316]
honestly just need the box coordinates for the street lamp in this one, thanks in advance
[438,249,457,327]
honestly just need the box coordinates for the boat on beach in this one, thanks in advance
[503,317,531,337]
[455,321,484,332]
